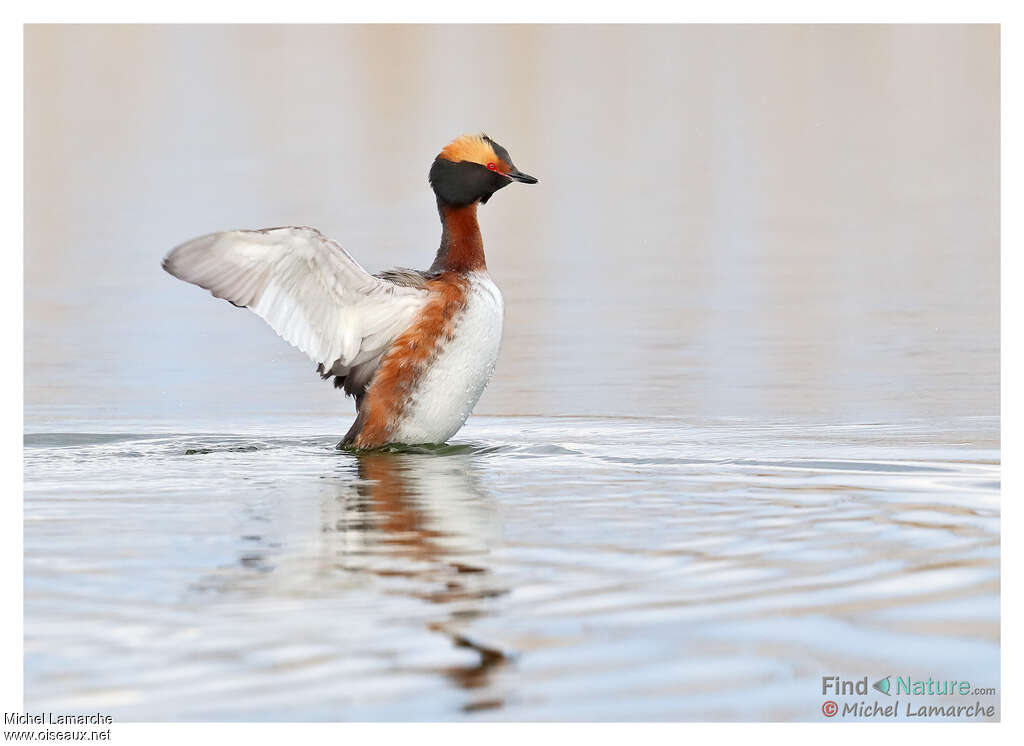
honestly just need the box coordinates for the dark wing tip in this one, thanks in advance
[161,250,183,279]
[161,232,221,282]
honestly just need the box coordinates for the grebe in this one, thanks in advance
[162,134,537,448]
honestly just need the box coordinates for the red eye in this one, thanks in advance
[487,162,496,170]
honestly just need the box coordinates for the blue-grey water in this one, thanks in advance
[24,25,999,720]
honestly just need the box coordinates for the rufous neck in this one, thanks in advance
[431,198,486,273]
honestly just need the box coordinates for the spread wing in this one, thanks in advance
[162,226,429,375]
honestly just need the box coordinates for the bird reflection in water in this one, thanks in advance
[326,449,510,713]
[195,447,510,714]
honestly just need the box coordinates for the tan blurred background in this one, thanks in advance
[24,24,999,429]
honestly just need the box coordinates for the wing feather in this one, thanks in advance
[162,226,428,373]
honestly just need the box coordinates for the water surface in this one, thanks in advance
[23,417,998,720]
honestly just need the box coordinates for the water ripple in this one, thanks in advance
[23,416,999,720]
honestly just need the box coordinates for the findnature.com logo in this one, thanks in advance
[820,676,997,719]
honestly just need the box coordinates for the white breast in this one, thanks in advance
[391,273,504,444]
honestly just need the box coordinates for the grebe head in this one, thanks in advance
[429,134,537,207]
